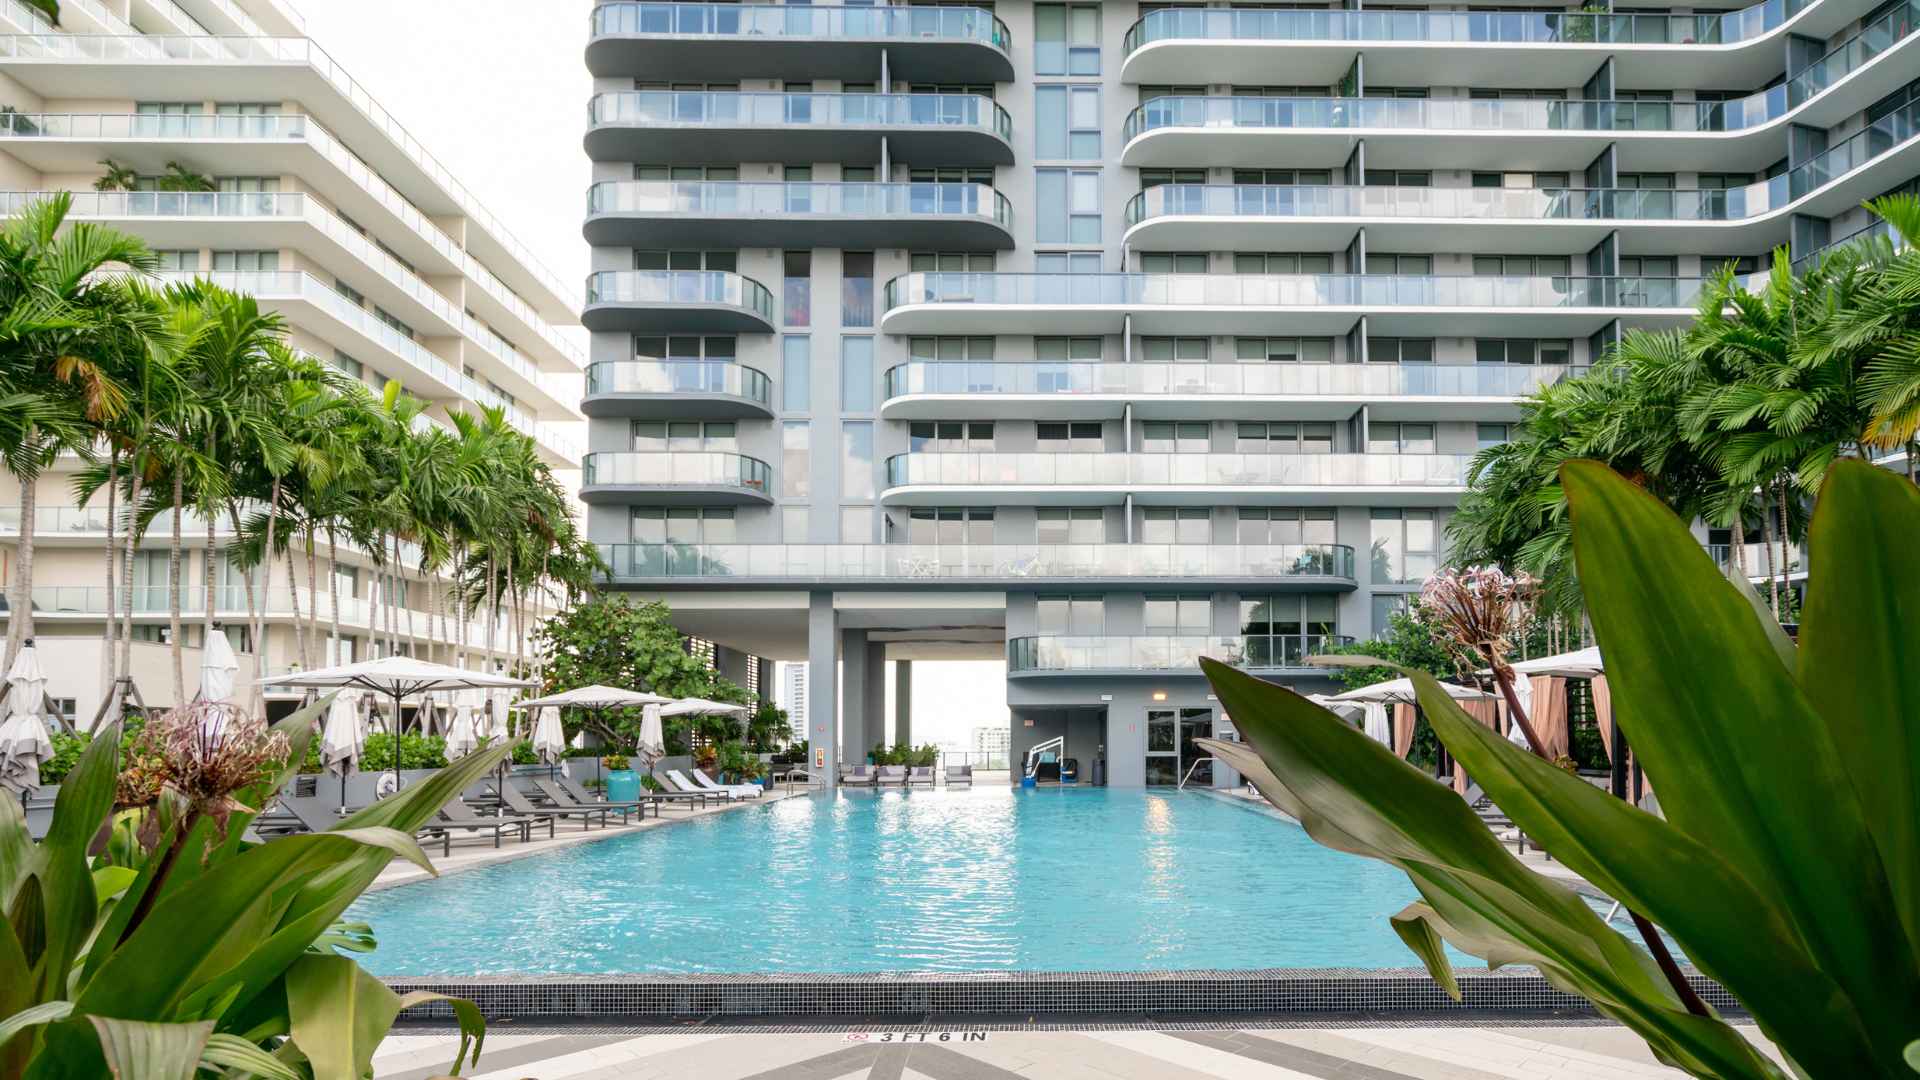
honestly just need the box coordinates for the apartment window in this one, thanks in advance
[908,81,995,99]
[1476,338,1572,365]
[49,698,76,726]
[1234,168,1331,185]
[634,335,735,361]
[782,421,810,498]
[910,421,994,451]
[152,250,198,271]
[631,420,735,452]
[1035,337,1101,361]
[909,166,994,185]
[910,251,995,272]
[634,249,736,271]
[909,336,995,361]
[1237,421,1333,454]
[1237,507,1335,545]
[1036,594,1104,635]
[1473,254,1571,277]
[1478,423,1512,450]
[372,307,415,340]
[1470,87,1567,100]
[841,506,875,543]
[211,250,277,271]
[1145,594,1210,633]
[1141,337,1208,362]
[1035,3,1100,75]
[1236,336,1334,362]
[1232,85,1331,98]
[331,352,363,381]
[335,279,366,307]
[1368,422,1436,454]
[842,251,874,327]
[1367,337,1434,363]
[1141,421,1208,453]
[1140,252,1207,274]
[1370,508,1439,584]
[1363,170,1431,187]
[782,506,809,541]
[1036,169,1100,244]
[841,421,874,499]
[1372,592,1410,637]
[1621,256,1678,277]
[1142,507,1208,544]
[1140,168,1205,189]
[1473,171,1569,189]
[1037,251,1104,274]
[1364,253,1432,275]
[631,507,735,544]
[1616,172,1675,190]
[1037,421,1103,451]
[1037,508,1102,544]
[633,164,738,181]
[783,251,811,327]
[782,336,810,412]
[1364,86,1430,99]
[1703,255,1762,275]
[1036,85,1100,159]
[1234,252,1333,274]
[908,507,995,546]
[842,166,877,182]
[134,101,201,138]
[1140,85,1204,103]
[1240,594,1338,663]
[841,337,874,412]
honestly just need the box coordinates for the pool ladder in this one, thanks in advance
[1177,756,1216,790]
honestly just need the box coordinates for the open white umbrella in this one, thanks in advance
[1482,646,1605,680]
[0,644,55,796]
[517,685,674,786]
[1328,677,1493,705]
[198,629,239,704]
[660,696,751,743]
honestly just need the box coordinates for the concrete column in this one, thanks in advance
[807,592,839,787]
[894,660,913,746]
[841,628,870,764]
[865,642,886,749]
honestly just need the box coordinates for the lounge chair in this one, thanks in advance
[534,778,651,823]
[944,763,973,786]
[493,783,611,830]
[667,769,751,802]
[841,764,878,787]
[693,768,763,798]
[876,765,908,787]
[558,773,705,812]
[262,794,450,856]
[438,797,553,846]
[907,766,935,788]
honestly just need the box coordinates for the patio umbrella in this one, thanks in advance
[1503,646,1604,680]
[638,703,666,777]
[0,644,54,796]
[444,699,479,760]
[1328,677,1492,706]
[516,685,673,785]
[318,690,366,810]
[198,628,239,704]
[661,696,750,740]
[258,656,533,798]
[530,706,566,779]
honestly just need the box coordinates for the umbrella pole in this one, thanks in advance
[391,689,403,797]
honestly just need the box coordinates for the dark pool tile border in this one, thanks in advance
[387,967,1737,1021]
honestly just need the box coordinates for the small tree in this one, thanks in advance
[532,596,746,753]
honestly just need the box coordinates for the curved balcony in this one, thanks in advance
[1008,634,1356,677]
[583,360,773,420]
[584,180,1014,250]
[582,270,775,334]
[882,360,1577,421]
[1120,0,1886,89]
[596,542,1357,587]
[579,451,774,506]
[587,2,1014,82]
[881,272,1702,337]
[585,91,1013,165]
[882,452,1472,507]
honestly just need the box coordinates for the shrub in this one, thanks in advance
[358,733,448,771]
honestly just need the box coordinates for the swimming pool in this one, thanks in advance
[350,787,1487,977]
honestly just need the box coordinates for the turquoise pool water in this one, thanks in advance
[349,787,1463,976]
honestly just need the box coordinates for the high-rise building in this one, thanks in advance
[0,0,585,720]
[580,0,1919,786]
[780,662,808,741]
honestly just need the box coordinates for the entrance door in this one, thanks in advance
[1145,707,1214,785]
[1179,708,1214,786]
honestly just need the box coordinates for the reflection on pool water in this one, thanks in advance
[349,787,1467,977]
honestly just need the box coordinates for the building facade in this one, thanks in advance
[580,0,1920,786]
[0,0,584,721]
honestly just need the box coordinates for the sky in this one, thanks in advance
[301,2,1010,748]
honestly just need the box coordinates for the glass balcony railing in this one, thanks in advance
[596,542,1357,582]
[884,272,1704,312]
[589,91,1012,143]
[1124,0,1805,52]
[1123,93,1796,142]
[591,2,1013,55]
[885,360,1580,400]
[885,452,1474,489]
[585,270,775,324]
[582,451,773,495]
[588,180,1014,230]
[1785,0,1920,105]
[585,360,772,405]
[1008,634,1355,674]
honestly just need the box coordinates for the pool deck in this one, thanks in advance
[373,1018,1782,1079]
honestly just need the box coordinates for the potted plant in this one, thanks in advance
[603,752,639,803]
[694,743,718,776]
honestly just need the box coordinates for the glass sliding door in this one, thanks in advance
[1146,709,1178,785]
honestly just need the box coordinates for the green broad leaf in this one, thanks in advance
[209,695,333,868]
[35,720,119,1001]
[1796,460,1920,975]
[90,867,137,910]
[1197,661,1788,1080]
[87,1016,213,1080]
[330,826,435,877]
[1388,904,1459,999]
[198,1031,302,1080]
[1564,458,1920,1053]
[287,954,487,1080]
[1904,1038,1919,1072]
[0,1001,73,1052]
[394,992,486,1076]
[0,789,40,909]
[1722,559,1796,673]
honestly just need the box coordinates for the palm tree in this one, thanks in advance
[1814,193,1920,468]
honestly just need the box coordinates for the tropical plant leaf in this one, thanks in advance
[393,991,486,1077]
[34,718,119,1000]
[198,1031,302,1080]
[87,1016,213,1080]
[286,955,485,1080]
[0,790,38,908]
[0,1002,73,1052]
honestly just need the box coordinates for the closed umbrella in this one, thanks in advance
[516,685,673,786]
[638,703,666,778]
[444,700,478,760]
[1362,702,1391,747]
[531,706,566,778]
[0,644,54,796]
[319,690,364,810]
[198,628,239,704]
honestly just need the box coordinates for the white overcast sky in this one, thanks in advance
[302,2,1011,747]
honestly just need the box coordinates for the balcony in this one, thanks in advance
[0,585,510,649]
[583,360,774,420]
[587,3,1014,82]
[1007,634,1355,677]
[881,360,1577,421]
[881,272,1702,336]
[585,91,1013,165]
[882,452,1473,507]
[579,451,774,506]
[596,542,1357,587]
[584,180,1013,251]
[582,270,775,334]
[1119,0,1884,89]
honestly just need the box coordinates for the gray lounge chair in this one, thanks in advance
[264,794,450,856]
[841,764,878,787]
[493,783,610,830]
[944,763,973,786]
[691,768,762,798]
[907,766,935,788]
[438,797,553,846]
[876,765,908,787]
[558,773,704,811]
[534,778,651,822]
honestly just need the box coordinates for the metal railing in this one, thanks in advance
[585,360,773,405]
[582,451,773,495]
[584,270,775,324]
[1178,756,1216,790]
[591,2,1013,55]
[885,272,1703,313]
[590,90,1012,143]
[1123,93,1793,142]
[589,180,1014,232]
[1008,634,1355,673]
[886,451,1473,489]
[886,360,1580,400]
[595,542,1358,582]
